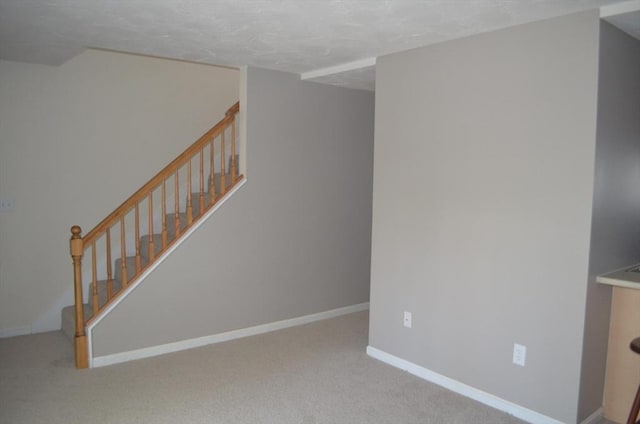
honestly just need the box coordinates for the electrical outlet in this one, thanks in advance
[513,343,526,366]
[0,197,15,213]
[403,311,412,328]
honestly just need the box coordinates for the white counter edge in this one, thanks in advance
[596,263,640,290]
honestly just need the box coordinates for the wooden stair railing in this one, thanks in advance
[69,102,242,368]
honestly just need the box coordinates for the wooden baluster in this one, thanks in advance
[120,216,127,286]
[186,160,193,225]
[220,130,226,195]
[209,139,215,203]
[199,147,205,215]
[162,180,167,249]
[70,226,88,369]
[148,192,155,261]
[134,204,141,273]
[91,242,98,312]
[106,228,113,299]
[174,171,181,237]
[230,116,237,184]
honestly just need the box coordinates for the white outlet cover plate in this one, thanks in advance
[513,343,526,366]
[403,311,412,328]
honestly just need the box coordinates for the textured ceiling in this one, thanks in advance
[0,0,636,90]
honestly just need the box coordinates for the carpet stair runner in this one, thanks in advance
[61,160,237,341]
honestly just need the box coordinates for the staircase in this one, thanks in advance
[62,102,242,368]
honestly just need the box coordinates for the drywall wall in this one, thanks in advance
[578,21,640,421]
[369,11,599,424]
[0,50,239,335]
[91,68,374,356]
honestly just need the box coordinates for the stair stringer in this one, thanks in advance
[84,177,247,368]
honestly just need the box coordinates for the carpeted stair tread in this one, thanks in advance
[90,279,124,308]
[61,303,92,341]
[190,192,213,219]
[139,233,164,259]
[208,171,236,197]
[61,277,125,341]
[166,212,188,241]
[114,256,148,282]
[230,154,239,169]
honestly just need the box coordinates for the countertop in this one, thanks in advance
[597,264,640,289]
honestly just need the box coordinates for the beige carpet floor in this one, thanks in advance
[0,311,596,423]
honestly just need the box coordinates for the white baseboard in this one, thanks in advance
[92,302,369,368]
[0,325,32,338]
[580,407,603,424]
[366,346,564,424]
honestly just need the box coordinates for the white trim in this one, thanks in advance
[300,58,376,80]
[0,325,32,338]
[579,407,603,424]
[92,302,369,368]
[366,346,563,424]
[86,178,248,367]
[239,66,248,176]
[600,0,640,17]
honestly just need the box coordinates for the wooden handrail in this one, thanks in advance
[82,102,239,246]
[69,101,241,369]
[226,101,239,116]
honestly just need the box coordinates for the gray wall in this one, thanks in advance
[578,21,640,421]
[370,11,599,424]
[92,68,374,356]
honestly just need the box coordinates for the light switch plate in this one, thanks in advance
[0,197,15,213]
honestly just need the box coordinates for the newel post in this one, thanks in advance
[70,225,88,369]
